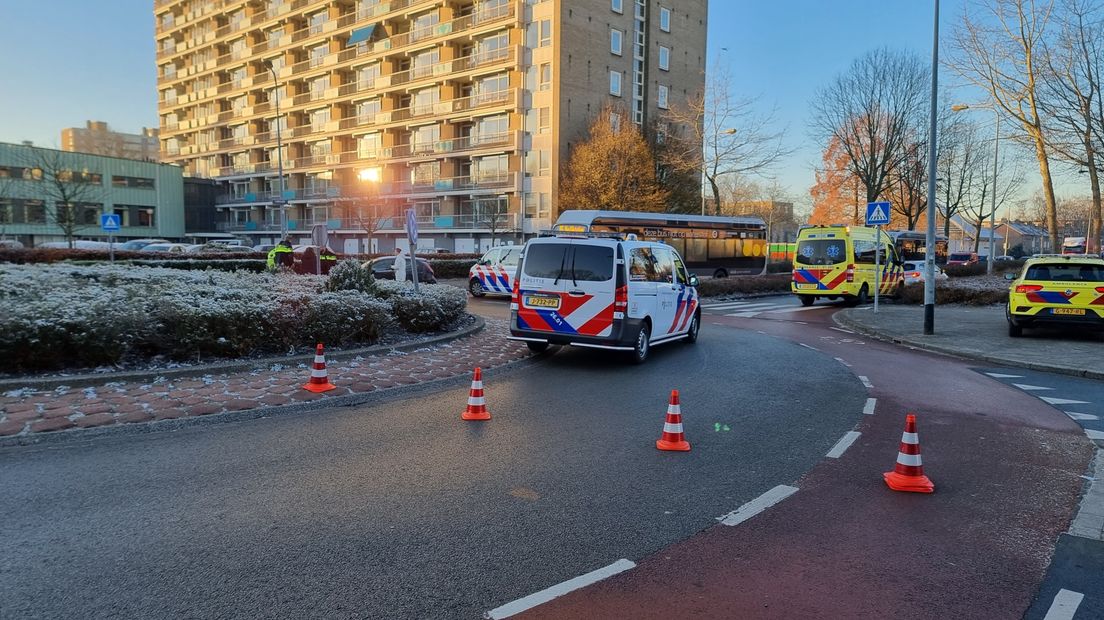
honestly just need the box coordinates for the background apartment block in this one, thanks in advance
[61,121,161,162]
[0,142,185,247]
[154,0,706,253]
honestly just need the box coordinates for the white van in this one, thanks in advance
[509,233,701,363]
[468,245,521,297]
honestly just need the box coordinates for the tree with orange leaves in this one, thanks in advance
[809,137,862,226]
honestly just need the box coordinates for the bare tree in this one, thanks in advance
[950,0,1063,252]
[477,199,514,247]
[886,137,929,230]
[1038,0,1104,253]
[962,140,1026,254]
[22,148,104,248]
[349,197,390,255]
[663,62,791,215]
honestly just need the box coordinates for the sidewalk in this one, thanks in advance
[0,318,530,442]
[836,304,1104,380]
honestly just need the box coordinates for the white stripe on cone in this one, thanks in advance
[314,355,325,364]
[901,432,919,444]
[468,397,486,406]
[896,453,923,467]
[668,405,681,415]
[663,423,684,434]
[311,369,328,378]
[471,381,484,389]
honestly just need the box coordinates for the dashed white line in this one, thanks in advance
[825,431,861,459]
[859,376,873,389]
[717,485,799,527]
[1040,396,1091,406]
[863,398,877,415]
[1066,412,1100,421]
[985,372,1023,379]
[484,559,636,619]
[798,343,819,351]
[834,357,852,367]
[1087,429,1104,441]
[1042,589,1084,620]
[1013,383,1054,391]
[829,326,855,334]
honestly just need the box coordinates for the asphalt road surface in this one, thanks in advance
[0,322,865,619]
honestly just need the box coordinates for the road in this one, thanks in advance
[0,291,1096,619]
[0,309,864,619]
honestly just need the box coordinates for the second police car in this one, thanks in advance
[468,245,521,297]
[508,232,701,364]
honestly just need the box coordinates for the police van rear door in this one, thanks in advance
[516,239,617,337]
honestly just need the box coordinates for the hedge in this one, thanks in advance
[897,281,1009,306]
[696,274,792,297]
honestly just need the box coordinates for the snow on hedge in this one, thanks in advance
[0,264,467,372]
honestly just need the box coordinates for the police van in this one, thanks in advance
[508,232,701,363]
[792,225,904,306]
[468,245,521,297]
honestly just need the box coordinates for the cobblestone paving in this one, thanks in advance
[0,319,529,437]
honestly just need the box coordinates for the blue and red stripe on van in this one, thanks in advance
[793,268,848,290]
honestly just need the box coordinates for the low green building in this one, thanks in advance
[0,142,184,247]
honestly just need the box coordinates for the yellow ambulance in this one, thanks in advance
[791,225,904,306]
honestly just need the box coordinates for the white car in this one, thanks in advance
[509,233,701,363]
[901,261,949,284]
[141,243,191,254]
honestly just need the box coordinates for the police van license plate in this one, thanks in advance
[524,295,561,309]
[1052,308,1085,316]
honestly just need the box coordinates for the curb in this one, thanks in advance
[0,346,544,449]
[833,311,1104,381]
[0,316,486,392]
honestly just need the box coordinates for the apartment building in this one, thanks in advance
[155,0,707,253]
[61,121,161,162]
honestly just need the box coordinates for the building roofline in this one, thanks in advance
[0,141,178,169]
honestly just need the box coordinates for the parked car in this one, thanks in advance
[1006,255,1104,337]
[253,244,277,254]
[141,243,191,253]
[365,256,437,284]
[118,238,170,252]
[900,261,949,285]
[994,255,1017,262]
[0,239,25,250]
[946,252,979,267]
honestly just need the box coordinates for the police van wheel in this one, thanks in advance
[800,296,815,307]
[685,313,700,344]
[629,324,651,364]
[526,341,550,353]
[468,278,486,297]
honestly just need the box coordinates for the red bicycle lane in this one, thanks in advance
[513,308,1093,619]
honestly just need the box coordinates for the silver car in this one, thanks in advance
[901,261,948,284]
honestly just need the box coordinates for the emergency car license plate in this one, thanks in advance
[1052,308,1085,316]
[795,283,817,289]
[524,295,561,309]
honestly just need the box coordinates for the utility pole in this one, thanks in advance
[267,62,288,239]
[923,0,940,335]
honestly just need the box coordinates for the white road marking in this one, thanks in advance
[710,301,791,311]
[1066,412,1100,421]
[986,373,1024,379]
[1013,383,1054,391]
[717,485,799,527]
[484,559,636,619]
[826,431,861,459]
[1087,429,1104,440]
[798,343,819,351]
[863,398,877,415]
[829,326,856,334]
[834,357,852,367]
[1042,589,1084,620]
[1040,396,1091,406]
[859,376,873,388]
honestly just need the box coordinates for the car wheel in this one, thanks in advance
[713,268,728,279]
[856,284,870,306]
[629,323,651,364]
[685,313,700,344]
[469,278,486,297]
[526,341,549,354]
[799,295,815,307]
[1008,321,1023,337]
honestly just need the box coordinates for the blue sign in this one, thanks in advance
[865,202,891,226]
[405,208,418,244]
[100,214,121,232]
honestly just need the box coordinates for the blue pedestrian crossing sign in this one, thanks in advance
[865,202,891,226]
[100,214,121,232]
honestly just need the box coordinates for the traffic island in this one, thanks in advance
[835,304,1104,380]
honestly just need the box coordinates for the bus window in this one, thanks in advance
[686,238,707,262]
[708,239,736,259]
[666,237,686,257]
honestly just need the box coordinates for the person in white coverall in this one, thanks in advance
[393,247,408,282]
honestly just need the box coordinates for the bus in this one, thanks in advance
[553,210,768,278]
[886,230,948,263]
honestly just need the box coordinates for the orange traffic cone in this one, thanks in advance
[303,343,337,393]
[883,413,934,493]
[656,390,691,451]
[461,367,491,421]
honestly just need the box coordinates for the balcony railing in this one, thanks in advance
[383,131,517,158]
[215,211,520,233]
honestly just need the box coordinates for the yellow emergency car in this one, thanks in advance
[1006,255,1104,337]
[791,225,903,306]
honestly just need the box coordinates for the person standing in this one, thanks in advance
[393,246,408,283]
[267,238,293,270]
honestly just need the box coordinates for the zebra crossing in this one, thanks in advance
[702,297,830,318]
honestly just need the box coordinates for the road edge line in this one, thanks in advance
[716,484,799,527]
[1042,588,1084,620]
[826,431,862,459]
[484,559,636,619]
[863,398,877,415]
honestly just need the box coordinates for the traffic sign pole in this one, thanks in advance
[865,202,891,315]
[406,208,419,294]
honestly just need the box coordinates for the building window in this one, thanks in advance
[112,175,156,189]
[310,76,329,100]
[611,0,623,13]
[539,106,551,133]
[358,133,382,158]
[308,11,327,34]
[412,49,440,78]
[357,98,381,122]
[411,11,440,42]
[609,70,622,97]
[539,63,551,91]
[538,150,550,177]
[539,19,552,47]
[610,29,622,55]
[657,84,669,109]
[659,7,671,32]
[310,44,328,68]
[659,45,670,70]
[413,87,440,115]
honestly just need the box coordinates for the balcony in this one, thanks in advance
[383,131,518,159]
[216,211,521,233]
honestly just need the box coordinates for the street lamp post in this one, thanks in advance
[266,62,288,239]
[952,102,1001,274]
[923,0,940,335]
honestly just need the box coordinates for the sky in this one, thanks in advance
[0,0,1078,214]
